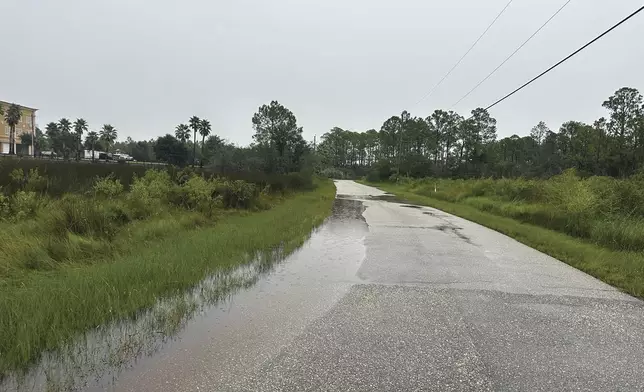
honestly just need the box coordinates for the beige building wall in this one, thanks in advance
[0,101,37,155]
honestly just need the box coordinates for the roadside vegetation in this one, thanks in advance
[0,165,331,375]
[0,100,335,377]
[316,85,644,297]
[366,172,644,299]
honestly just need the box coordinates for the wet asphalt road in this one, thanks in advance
[111,180,644,391]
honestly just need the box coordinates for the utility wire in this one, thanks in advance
[452,0,572,108]
[414,0,514,106]
[481,5,644,113]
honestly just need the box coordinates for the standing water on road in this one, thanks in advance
[2,196,368,392]
[7,180,643,391]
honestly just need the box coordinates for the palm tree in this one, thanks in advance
[100,124,118,152]
[4,103,22,155]
[175,124,190,144]
[58,118,72,134]
[85,131,99,161]
[58,118,72,158]
[189,116,201,166]
[73,118,88,160]
[44,122,60,156]
[199,119,211,158]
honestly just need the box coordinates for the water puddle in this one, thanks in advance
[432,224,473,244]
[2,198,369,392]
[336,193,423,207]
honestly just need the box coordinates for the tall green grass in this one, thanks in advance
[0,157,315,196]
[365,175,644,299]
[0,179,335,375]
[392,170,644,252]
[0,169,269,281]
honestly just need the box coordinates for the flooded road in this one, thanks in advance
[6,180,644,391]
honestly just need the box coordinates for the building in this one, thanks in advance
[0,100,37,155]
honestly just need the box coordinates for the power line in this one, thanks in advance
[482,5,644,113]
[452,0,573,108]
[414,0,514,106]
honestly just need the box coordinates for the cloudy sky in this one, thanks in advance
[1,0,643,145]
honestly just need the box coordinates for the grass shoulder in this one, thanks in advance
[361,180,644,300]
[0,178,335,376]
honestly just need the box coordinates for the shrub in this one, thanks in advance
[215,180,258,209]
[285,172,314,191]
[375,160,394,181]
[23,169,48,193]
[127,170,174,217]
[170,175,219,213]
[365,170,380,182]
[93,176,124,198]
[10,191,43,220]
[0,192,9,219]
[9,168,24,185]
[133,170,173,199]
[46,195,127,240]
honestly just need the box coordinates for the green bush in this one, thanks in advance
[127,170,174,217]
[170,175,219,213]
[215,180,258,209]
[93,176,125,198]
[10,191,43,220]
[0,192,9,218]
[284,172,314,190]
[46,195,128,241]
[365,170,380,182]
[9,168,24,185]
[24,169,48,193]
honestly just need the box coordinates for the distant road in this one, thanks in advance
[106,180,644,391]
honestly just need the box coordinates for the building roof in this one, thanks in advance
[0,100,38,111]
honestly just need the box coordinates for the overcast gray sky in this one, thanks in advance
[1,0,643,145]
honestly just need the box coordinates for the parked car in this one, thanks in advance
[40,151,58,158]
[113,152,135,161]
[98,152,113,160]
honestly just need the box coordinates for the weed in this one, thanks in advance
[367,179,644,300]
[0,177,334,376]
[93,176,125,198]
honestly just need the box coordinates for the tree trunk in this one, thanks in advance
[9,126,15,155]
[201,135,206,167]
[192,131,197,166]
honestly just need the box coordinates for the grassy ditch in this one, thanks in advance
[0,170,335,376]
[363,173,644,299]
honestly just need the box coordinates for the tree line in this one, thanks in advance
[150,101,309,173]
[13,100,311,175]
[317,87,644,179]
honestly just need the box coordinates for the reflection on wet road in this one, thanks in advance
[6,180,644,391]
